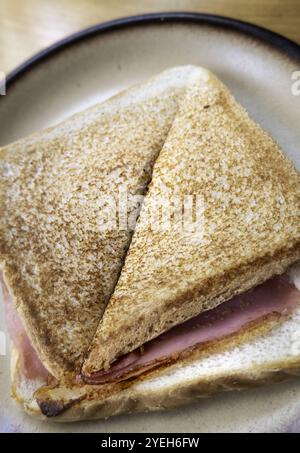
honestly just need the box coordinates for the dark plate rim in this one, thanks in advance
[5,12,300,88]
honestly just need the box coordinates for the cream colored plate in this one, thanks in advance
[0,14,300,433]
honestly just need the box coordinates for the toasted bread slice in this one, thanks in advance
[83,71,300,375]
[12,292,300,421]
[0,66,207,379]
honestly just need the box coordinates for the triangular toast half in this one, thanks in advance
[84,70,300,375]
[0,66,204,378]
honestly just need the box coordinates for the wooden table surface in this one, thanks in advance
[1,0,300,75]
[0,0,299,434]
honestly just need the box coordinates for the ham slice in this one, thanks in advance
[82,274,300,385]
[1,275,49,381]
[1,271,299,386]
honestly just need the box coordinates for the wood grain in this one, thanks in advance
[0,0,299,74]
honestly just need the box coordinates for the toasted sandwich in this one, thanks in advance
[1,66,300,421]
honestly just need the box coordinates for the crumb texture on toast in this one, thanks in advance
[0,66,206,378]
[84,72,300,374]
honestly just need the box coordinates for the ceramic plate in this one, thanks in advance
[0,13,300,433]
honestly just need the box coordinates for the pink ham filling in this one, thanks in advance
[1,275,49,381]
[1,273,299,384]
[83,274,300,385]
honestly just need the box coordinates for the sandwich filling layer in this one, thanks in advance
[2,273,299,385]
[82,274,300,385]
[1,275,49,381]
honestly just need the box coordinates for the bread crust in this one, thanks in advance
[12,347,300,422]
[62,363,300,422]
[12,305,300,422]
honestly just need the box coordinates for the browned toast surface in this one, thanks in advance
[84,72,300,374]
[0,66,201,378]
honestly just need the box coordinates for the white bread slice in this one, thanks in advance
[84,70,300,374]
[0,65,206,379]
[12,271,300,421]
